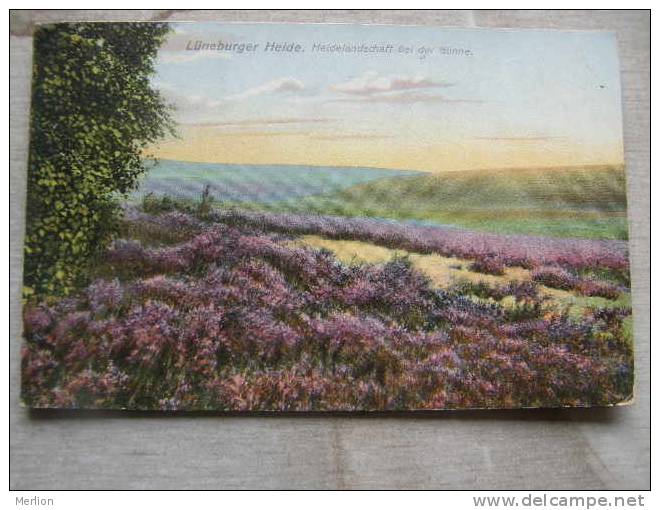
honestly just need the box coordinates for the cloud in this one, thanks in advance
[331,71,453,96]
[156,80,310,121]
[309,133,394,141]
[325,71,477,105]
[205,130,309,138]
[226,78,305,101]
[473,136,567,142]
[154,82,224,120]
[184,117,336,128]
[154,77,322,125]
[329,91,482,105]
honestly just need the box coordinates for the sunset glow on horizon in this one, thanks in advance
[149,23,625,172]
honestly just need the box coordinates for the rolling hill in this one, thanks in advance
[265,165,630,239]
[134,159,421,203]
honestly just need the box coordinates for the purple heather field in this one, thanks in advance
[22,207,633,411]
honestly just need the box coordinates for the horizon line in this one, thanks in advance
[146,157,625,174]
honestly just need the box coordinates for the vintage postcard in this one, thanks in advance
[21,22,632,411]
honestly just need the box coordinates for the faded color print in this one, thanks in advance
[21,23,633,411]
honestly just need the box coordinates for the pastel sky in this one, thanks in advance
[150,23,625,172]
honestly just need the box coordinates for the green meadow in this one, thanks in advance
[246,164,630,240]
[136,163,630,240]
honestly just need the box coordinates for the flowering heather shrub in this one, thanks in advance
[120,208,205,246]
[468,257,505,276]
[532,266,621,300]
[21,211,633,410]
[449,280,545,322]
[575,280,621,300]
[86,279,124,314]
[531,266,578,290]
[23,305,53,335]
[450,280,540,303]
[499,281,541,302]
[212,209,630,273]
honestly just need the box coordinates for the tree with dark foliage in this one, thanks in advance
[24,22,173,297]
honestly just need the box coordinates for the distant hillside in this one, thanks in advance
[333,165,627,211]
[135,159,420,203]
[271,165,630,240]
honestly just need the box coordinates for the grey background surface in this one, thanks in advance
[9,10,650,490]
